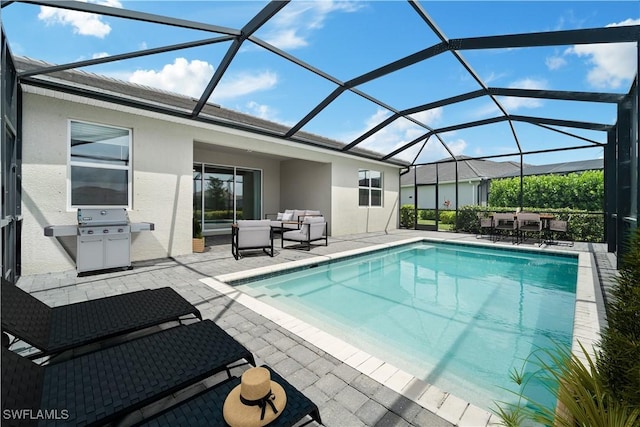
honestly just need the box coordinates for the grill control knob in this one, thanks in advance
[118,228,124,233]
[87,230,94,235]
[103,229,109,234]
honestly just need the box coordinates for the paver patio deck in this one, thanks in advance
[11,229,614,426]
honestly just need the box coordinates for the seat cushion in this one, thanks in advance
[303,216,324,224]
[237,220,271,227]
[282,228,306,241]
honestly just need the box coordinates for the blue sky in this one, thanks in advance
[3,1,639,165]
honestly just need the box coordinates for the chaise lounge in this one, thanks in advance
[1,282,202,359]
[134,365,322,427]
[1,320,256,427]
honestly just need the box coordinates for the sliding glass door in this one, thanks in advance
[193,164,262,234]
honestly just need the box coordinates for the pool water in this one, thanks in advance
[235,241,578,411]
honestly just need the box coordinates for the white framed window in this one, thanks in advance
[358,169,382,207]
[69,120,132,208]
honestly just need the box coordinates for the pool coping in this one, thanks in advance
[201,236,605,426]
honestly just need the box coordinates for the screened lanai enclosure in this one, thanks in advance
[1,0,639,283]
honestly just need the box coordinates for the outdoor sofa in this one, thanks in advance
[1,282,202,359]
[266,209,322,231]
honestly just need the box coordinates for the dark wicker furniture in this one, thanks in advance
[136,365,321,427]
[1,283,202,359]
[1,320,255,427]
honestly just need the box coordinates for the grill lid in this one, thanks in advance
[77,208,129,226]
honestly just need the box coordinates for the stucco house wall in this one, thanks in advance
[280,159,332,228]
[20,86,401,274]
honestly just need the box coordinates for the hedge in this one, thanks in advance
[489,171,603,211]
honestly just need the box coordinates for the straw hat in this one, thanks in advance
[223,367,287,427]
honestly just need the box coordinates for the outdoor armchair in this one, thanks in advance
[281,216,328,251]
[231,220,274,260]
[1,282,202,359]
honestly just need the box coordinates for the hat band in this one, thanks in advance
[240,390,279,421]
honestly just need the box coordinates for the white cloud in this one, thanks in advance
[38,0,122,39]
[352,107,444,161]
[127,58,278,100]
[264,1,363,50]
[545,55,567,70]
[92,52,109,59]
[412,137,468,164]
[129,58,214,98]
[565,18,639,89]
[501,78,547,110]
[245,101,280,122]
[212,70,278,100]
[472,77,548,118]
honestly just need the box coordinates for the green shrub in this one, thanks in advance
[489,171,604,211]
[597,226,640,407]
[400,204,415,228]
[192,215,202,238]
[495,343,640,427]
[439,210,456,225]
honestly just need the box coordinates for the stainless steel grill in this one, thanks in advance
[76,208,131,274]
[45,208,154,274]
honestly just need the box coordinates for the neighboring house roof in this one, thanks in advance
[15,56,404,166]
[400,156,521,185]
[498,159,603,177]
[401,156,603,186]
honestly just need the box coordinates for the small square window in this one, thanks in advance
[358,169,383,207]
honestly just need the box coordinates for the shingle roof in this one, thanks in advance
[498,159,603,177]
[401,156,603,185]
[400,156,521,185]
[15,56,405,166]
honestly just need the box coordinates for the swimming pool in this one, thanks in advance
[231,241,578,412]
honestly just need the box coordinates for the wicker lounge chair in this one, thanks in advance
[134,365,321,427]
[1,283,202,359]
[1,320,256,427]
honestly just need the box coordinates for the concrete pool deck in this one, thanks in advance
[12,229,613,426]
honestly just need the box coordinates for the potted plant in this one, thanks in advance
[192,215,205,253]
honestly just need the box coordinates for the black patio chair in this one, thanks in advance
[1,282,202,359]
[1,320,256,427]
[135,365,321,427]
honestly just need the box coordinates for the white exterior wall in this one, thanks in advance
[280,159,332,229]
[21,87,401,274]
[332,159,399,235]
